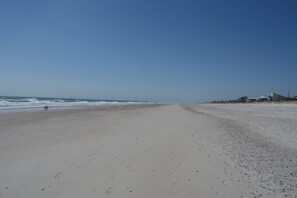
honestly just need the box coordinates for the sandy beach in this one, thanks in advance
[0,104,296,198]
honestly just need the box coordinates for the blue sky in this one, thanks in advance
[0,0,296,102]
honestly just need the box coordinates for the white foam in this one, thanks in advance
[0,97,147,111]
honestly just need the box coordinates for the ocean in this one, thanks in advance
[0,96,146,111]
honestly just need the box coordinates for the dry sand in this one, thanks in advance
[0,104,296,198]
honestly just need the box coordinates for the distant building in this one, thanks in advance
[271,92,288,101]
[257,96,269,101]
[237,96,248,103]
[246,98,257,102]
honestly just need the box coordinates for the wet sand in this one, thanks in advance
[0,104,296,197]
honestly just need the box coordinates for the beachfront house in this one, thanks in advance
[246,98,257,102]
[237,96,248,103]
[257,96,269,101]
[271,92,288,101]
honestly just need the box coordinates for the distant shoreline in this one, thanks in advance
[0,95,156,112]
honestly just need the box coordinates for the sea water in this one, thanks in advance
[0,96,146,111]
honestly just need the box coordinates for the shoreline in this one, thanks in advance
[0,95,157,113]
[0,103,163,114]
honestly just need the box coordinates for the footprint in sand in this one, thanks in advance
[41,185,51,191]
[105,186,113,194]
[221,180,233,187]
[54,172,62,179]
[89,157,96,162]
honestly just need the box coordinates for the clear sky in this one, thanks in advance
[0,0,296,102]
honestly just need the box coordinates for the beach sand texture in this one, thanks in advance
[0,104,296,198]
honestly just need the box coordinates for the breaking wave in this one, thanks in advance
[0,96,146,111]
